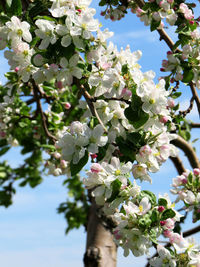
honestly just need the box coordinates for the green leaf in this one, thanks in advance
[124,104,149,129]
[149,228,158,244]
[0,146,10,156]
[151,209,159,223]
[150,19,161,32]
[39,144,56,151]
[182,68,194,83]
[0,190,12,207]
[10,0,22,16]
[18,122,27,128]
[171,92,182,99]
[138,214,151,230]
[132,111,149,129]
[97,144,108,161]
[187,172,193,185]
[158,198,168,208]
[70,151,89,176]
[108,179,122,202]
[99,0,106,6]
[161,209,176,220]
[51,101,63,113]
[173,40,182,51]
[179,129,191,141]
[0,15,10,24]
[126,131,146,147]
[139,190,157,206]
[116,137,136,161]
[33,15,57,22]
[0,172,7,179]
[121,64,128,75]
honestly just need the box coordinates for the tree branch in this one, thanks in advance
[32,80,57,143]
[169,156,186,175]
[189,82,200,117]
[179,96,195,117]
[183,224,200,238]
[171,136,200,169]
[80,85,108,133]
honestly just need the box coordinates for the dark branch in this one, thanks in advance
[169,156,186,175]
[32,80,57,143]
[190,82,200,117]
[171,136,200,169]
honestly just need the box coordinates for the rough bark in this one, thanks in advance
[84,198,117,267]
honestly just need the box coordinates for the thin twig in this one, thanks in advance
[190,82,200,117]
[179,96,195,117]
[190,123,200,128]
[32,80,57,143]
[93,97,131,105]
[80,85,108,133]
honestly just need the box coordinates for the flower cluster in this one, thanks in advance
[83,159,200,261]
[150,240,200,267]
[171,168,200,222]
[99,0,200,89]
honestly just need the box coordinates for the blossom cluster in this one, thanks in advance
[99,0,200,89]
[83,159,200,264]
[171,168,200,223]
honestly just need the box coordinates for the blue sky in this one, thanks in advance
[0,1,199,266]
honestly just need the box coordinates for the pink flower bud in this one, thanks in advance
[136,7,143,17]
[189,20,194,25]
[121,88,132,99]
[91,163,102,173]
[15,67,19,72]
[182,178,187,184]
[56,81,63,89]
[0,131,6,138]
[167,98,175,108]
[160,220,166,226]
[64,102,71,109]
[170,78,175,83]
[158,206,165,212]
[60,160,67,168]
[162,60,168,68]
[113,229,121,240]
[160,116,168,123]
[53,152,61,159]
[163,230,172,237]
[167,51,173,55]
[101,62,112,70]
[90,154,98,159]
[193,168,200,176]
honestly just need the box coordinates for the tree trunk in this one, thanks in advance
[84,198,117,267]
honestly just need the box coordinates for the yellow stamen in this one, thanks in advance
[149,98,155,104]
[115,169,121,176]
[17,29,23,36]
[139,205,143,213]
